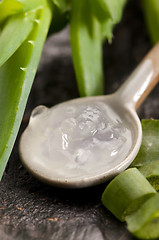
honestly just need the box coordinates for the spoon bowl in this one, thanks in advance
[19,43,159,188]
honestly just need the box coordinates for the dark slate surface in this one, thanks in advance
[0,1,159,239]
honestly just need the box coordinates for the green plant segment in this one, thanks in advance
[0,0,53,180]
[126,194,159,239]
[91,0,127,24]
[0,0,23,24]
[131,120,159,167]
[0,11,36,67]
[102,169,159,239]
[70,0,104,97]
[142,0,159,44]
[133,120,159,192]
[70,0,127,96]
[102,168,156,222]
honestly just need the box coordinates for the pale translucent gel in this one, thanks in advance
[25,101,133,179]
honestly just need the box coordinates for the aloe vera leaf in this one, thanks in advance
[101,18,114,42]
[0,0,23,24]
[97,0,127,43]
[70,0,104,96]
[0,11,37,67]
[142,0,159,44]
[131,119,159,167]
[18,0,48,12]
[91,1,114,42]
[92,0,127,23]
[91,0,127,43]
[91,0,111,22]
[0,2,52,180]
[51,0,69,13]
[139,160,159,191]
[126,194,159,239]
[102,168,156,221]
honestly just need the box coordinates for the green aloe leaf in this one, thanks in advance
[101,18,114,42]
[101,0,127,23]
[0,0,23,24]
[142,0,159,44]
[18,0,48,12]
[0,0,52,180]
[126,194,159,239]
[131,119,159,167]
[96,0,127,43]
[0,11,36,67]
[91,0,111,23]
[139,160,159,191]
[70,0,104,96]
[51,0,69,13]
[102,168,156,221]
[91,0,127,24]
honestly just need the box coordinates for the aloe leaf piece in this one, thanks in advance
[131,119,159,168]
[70,0,104,96]
[102,168,156,221]
[0,0,23,24]
[142,0,159,44]
[126,194,159,239]
[0,11,36,67]
[139,160,159,191]
[0,2,52,180]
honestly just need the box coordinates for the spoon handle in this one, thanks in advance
[117,43,159,110]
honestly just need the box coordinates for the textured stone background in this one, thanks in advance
[0,0,159,239]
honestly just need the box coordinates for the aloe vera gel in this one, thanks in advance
[20,100,133,181]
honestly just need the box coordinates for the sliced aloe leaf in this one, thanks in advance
[0,0,23,24]
[142,0,159,44]
[102,168,156,221]
[126,194,159,239]
[70,0,104,96]
[0,11,36,67]
[139,160,159,191]
[0,2,52,180]
[131,119,159,168]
